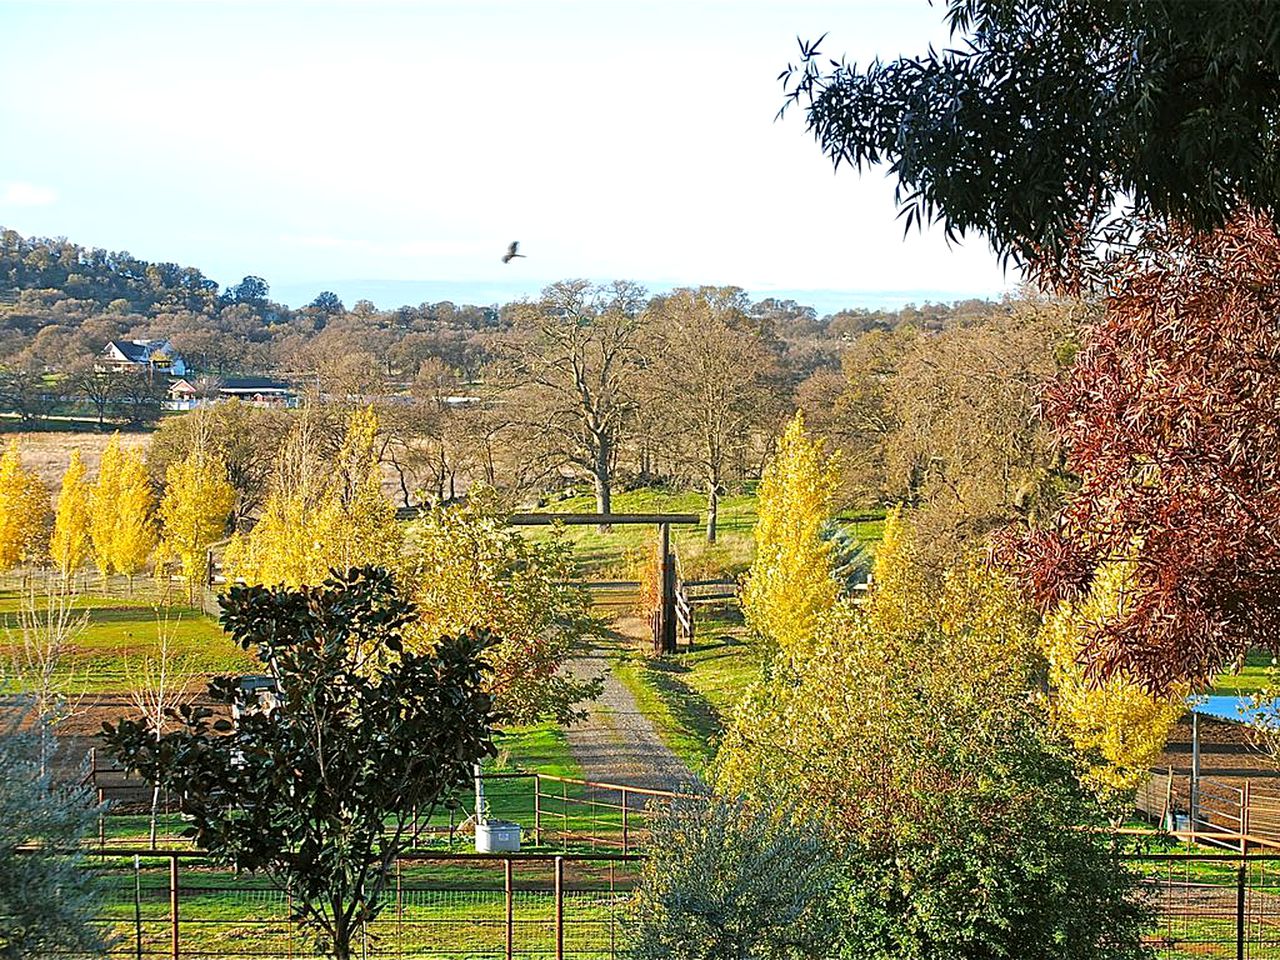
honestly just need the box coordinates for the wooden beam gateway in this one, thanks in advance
[490,512,700,656]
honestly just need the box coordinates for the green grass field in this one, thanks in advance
[0,589,259,693]
[613,608,765,773]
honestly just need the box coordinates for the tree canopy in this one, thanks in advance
[782,0,1280,281]
[103,567,497,960]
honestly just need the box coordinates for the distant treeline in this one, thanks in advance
[0,227,1003,381]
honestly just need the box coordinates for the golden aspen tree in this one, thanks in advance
[226,407,398,587]
[89,435,124,579]
[865,505,936,635]
[0,439,52,571]
[160,453,236,602]
[111,447,158,587]
[741,412,839,653]
[1040,561,1186,804]
[322,406,401,571]
[50,450,92,577]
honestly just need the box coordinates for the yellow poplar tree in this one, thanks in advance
[741,412,839,653]
[50,450,93,577]
[866,505,938,635]
[225,407,399,587]
[111,446,159,585]
[0,439,52,571]
[321,406,401,571]
[1041,561,1186,803]
[160,453,236,601]
[90,435,124,579]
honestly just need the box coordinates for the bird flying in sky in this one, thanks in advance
[502,241,525,264]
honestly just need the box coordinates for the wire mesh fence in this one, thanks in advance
[66,850,638,960]
[27,838,1280,959]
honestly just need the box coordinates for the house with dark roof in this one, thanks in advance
[216,376,297,407]
[97,339,188,377]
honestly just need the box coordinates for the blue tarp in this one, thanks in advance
[1190,695,1280,728]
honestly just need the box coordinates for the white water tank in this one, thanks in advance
[475,820,521,853]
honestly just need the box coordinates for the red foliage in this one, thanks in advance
[1020,211,1280,690]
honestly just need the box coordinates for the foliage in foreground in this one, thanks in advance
[1015,211,1280,689]
[782,0,1280,283]
[102,567,497,960]
[626,793,836,960]
[0,700,107,960]
[717,546,1151,960]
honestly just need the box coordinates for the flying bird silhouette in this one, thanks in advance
[502,241,525,264]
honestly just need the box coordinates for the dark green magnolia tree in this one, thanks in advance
[782,0,1280,283]
[102,567,497,960]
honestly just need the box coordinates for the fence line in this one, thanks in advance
[23,840,1280,960]
[21,848,640,960]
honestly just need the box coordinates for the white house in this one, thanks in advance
[97,339,188,377]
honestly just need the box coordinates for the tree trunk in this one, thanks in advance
[706,480,718,543]
[594,439,612,531]
[594,470,611,531]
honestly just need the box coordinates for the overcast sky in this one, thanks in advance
[0,1,1017,313]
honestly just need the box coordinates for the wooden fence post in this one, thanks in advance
[555,855,565,960]
[621,788,629,855]
[659,523,676,655]
[1243,779,1252,853]
[505,857,514,960]
[170,854,180,960]
[534,774,542,846]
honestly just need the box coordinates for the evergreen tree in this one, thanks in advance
[50,451,92,578]
[0,701,108,959]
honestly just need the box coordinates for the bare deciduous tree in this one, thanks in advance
[506,280,647,520]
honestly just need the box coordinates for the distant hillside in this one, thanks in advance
[0,226,1003,379]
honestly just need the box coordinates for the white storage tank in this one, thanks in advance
[475,820,522,853]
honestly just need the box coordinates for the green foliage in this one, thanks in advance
[401,490,600,724]
[0,701,108,960]
[101,567,498,960]
[782,1,1280,280]
[718,545,1150,960]
[626,793,837,960]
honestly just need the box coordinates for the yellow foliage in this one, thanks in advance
[717,555,1042,836]
[226,407,400,587]
[866,505,935,634]
[50,450,92,576]
[1041,562,1185,801]
[160,452,236,598]
[741,412,839,652]
[112,447,158,578]
[0,439,52,570]
[400,489,596,722]
[89,435,123,577]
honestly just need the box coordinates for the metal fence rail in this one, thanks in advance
[26,837,1280,959]
[39,850,639,960]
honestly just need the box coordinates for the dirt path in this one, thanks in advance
[563,617,694,793]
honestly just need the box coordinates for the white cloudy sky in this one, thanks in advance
[0,1,1017,312]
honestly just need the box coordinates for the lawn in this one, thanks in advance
[531,484,885,580]
[613,607,764,773]
[0,589,258,694]
[1210,648,1275,697]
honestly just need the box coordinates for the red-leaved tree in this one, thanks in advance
[1018,210,1280,690]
